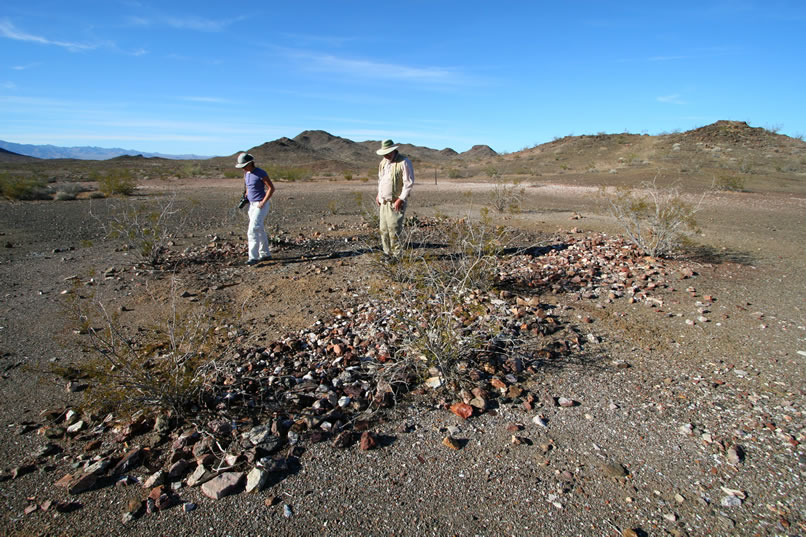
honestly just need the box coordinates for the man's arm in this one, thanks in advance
[393,158,414,210]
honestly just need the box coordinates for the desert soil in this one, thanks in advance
[0,176,804,537]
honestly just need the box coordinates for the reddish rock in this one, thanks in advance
[201,472,244,500]
[332,431,355,449]
[449,403,474,420]
[359,431,377,451]
[490,378,507,390]
[112,447,143,475]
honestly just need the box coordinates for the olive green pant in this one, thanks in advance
[379,201,406,256]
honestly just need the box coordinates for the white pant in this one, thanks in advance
[247,201,271,261]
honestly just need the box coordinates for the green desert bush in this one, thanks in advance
[267,166,312,182]
[94,168,137,196]
[70,282,226,417]
[0,173,50,200]
[601,175,704,258]
[93,193,188,266]
[372,215,518,390]
[715,174,746,192]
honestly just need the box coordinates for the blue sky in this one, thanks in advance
[1,1,804,156]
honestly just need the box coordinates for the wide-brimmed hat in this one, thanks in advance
[235,152,255,168]
[376,139,399,155]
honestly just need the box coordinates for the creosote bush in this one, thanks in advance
[70,282,227,417]
[601,174,704,258]
[715,174,746,192]
[93,168,137,196]
[267,165,312,182]
[93,193,189,266]
[490,177,525,213]
[0,172,50,200]
[372,214,520,390]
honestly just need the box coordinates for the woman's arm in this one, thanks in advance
[258,176,274,208]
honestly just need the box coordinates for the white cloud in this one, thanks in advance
[283,49,479,87]
[181,96,233,104]
[1,81,16,89]
[11,62,40,71]
[0,19,95,52]
[657,94,686,105]
[128,14,246,32]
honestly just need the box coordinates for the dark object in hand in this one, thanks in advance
[238,194,248,209]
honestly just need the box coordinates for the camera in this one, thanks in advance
[237,194,248,209]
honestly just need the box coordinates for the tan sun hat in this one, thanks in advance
[235,152,255,168]
[376,139,399,155]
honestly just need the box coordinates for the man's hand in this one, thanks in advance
[393,198,404,212]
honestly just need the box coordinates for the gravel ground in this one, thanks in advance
[0,178,804,537]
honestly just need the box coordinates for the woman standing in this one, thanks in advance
[235,152,275,266]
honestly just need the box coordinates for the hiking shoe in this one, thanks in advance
[258,254,272,262]
[246,259,258,266]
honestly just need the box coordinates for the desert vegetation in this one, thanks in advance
[1,120,804,536]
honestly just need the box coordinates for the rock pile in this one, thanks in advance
[11,229,706,521]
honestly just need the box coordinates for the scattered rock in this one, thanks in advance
[601,462,628,479]
[449,402,474,419]
[201,472,244,500]
[245,467,270,493]
[359,431,377,451]
[726,444,744,465]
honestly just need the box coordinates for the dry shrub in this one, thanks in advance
[372,214,519,389]
[94,168,137,196]
[601,173,704,258]
[0,172,50,200]
[93,193,189,266]
[490,177,525,213]
[715,174,746,192]
[70,279,228,417]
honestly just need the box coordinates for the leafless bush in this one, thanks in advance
[70,279,227,417]
[601,173,704,258]
[93,193,190,266]
[372,215,520,390]
[353,191,380,231]
[490,178,525,213]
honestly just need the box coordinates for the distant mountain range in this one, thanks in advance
[0,140,210,160]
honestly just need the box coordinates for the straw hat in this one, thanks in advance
[235,152,255,168]
[376,139,399,155]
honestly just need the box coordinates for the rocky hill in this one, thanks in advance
[212,131,499,171]
[209,121,804,183]
[2,122,803,189]
[485,120,806,183]
[0,147,38,163]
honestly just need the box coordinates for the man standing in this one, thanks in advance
[235,152,275,266]
[375,139,414,259]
